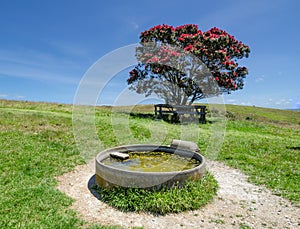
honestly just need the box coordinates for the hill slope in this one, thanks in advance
[0,99,299,228]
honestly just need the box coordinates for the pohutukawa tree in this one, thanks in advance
[127,24,250,105]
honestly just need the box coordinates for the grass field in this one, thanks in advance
[0,99,299,228]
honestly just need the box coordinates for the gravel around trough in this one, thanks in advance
[56,160,300,229]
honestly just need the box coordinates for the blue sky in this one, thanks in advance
[0,0,299,109]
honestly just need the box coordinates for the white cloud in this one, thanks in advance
[130,21,139,30]
[253,75,265,83]
[275,98,292,105]
[15,95,26,99]
[226,99,237,103]
[48,40,91,58]
[225,98,237,105]
[0,49,82,85]
[0,94,26,100]
[294,102,300,109]
[0,65,79,85]
[240,102,253,106]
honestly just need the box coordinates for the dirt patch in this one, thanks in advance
[56,160,300,229]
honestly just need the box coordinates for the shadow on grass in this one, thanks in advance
[129,112,156,120]
[129,112,209,125]
[129,112,183,124]
[117,111,209,126]
[88,175,102,200]
[286,146,300,150]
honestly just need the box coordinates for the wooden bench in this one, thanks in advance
[154,104,207,123]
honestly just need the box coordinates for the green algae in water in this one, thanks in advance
[102,151,200,172]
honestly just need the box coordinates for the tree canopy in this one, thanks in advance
[127,24,250,105]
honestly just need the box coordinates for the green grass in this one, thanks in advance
[220,116,299,202]
[239,223,252,229]
[0,99,299,228]
[95,173,218,215]
[0,117,84,227]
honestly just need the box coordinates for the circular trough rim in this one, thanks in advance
[95,144,206,175]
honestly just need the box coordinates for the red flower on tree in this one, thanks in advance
[127,23,250,105]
